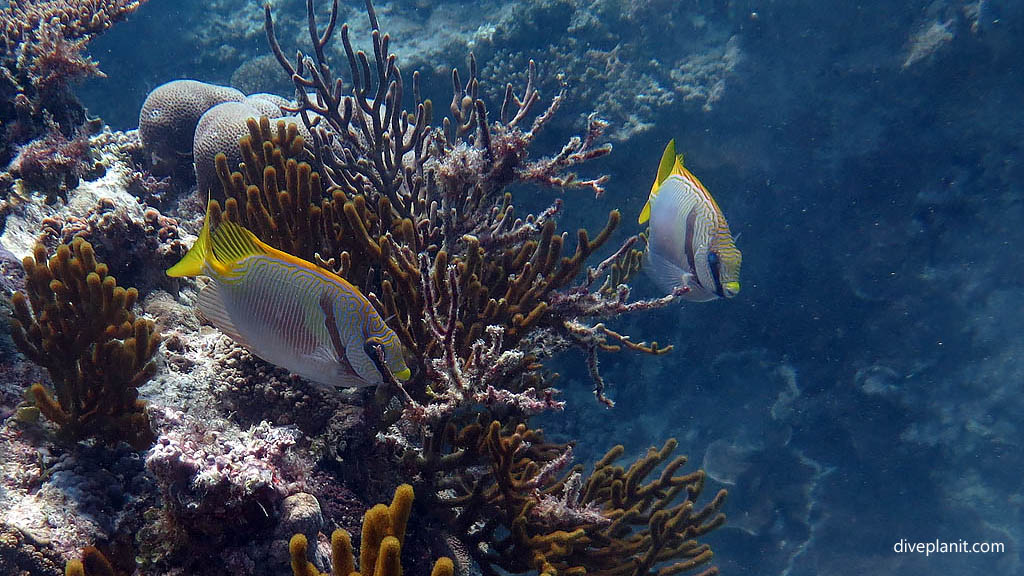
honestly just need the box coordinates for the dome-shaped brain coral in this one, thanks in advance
[244,93,292,118]
[193,100,308,197]
[138,79,245,168]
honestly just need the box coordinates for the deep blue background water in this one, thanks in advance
[79,1,1024,574]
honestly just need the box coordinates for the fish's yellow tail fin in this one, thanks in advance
[166,201,215,278]
[639,139,678,225]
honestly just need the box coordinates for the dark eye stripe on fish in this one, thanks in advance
[684,205,703,289]
[709,253,725,297]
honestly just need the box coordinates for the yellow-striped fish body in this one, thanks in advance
[167,207,411,389]
[639,140,741,302]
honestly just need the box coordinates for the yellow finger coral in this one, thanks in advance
[289,484,452,576]
[8,237,160,449]
[64,546,115,576]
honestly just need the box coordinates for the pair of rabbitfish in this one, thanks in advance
[168,140,739,389]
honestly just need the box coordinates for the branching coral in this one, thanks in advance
[258,0,679,416]
[1,0,149,162]
[393,419,725,576]
[289,484,454,576]
[160,1,730,573]
[8,237,159,449]
[210,115,319,260]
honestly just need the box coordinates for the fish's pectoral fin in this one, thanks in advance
[303,344,337,364]
[196,282,251,347]
[644,249,692,294]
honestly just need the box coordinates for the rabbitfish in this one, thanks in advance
[639,140,741,302]
[167,204,410,388]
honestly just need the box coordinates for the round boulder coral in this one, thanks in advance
[193,100,309,197]
[244,93,291,118]
[138,80,245,169]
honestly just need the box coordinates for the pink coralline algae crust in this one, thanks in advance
[144,408,307,541]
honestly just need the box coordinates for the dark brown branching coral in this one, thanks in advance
[217,2,727,573]
[261,0,678,415]
[401,420,725,576]
[9,237,159,449]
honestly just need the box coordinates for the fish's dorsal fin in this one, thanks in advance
[672,153,686,176]
[209,219,267,266]
[639,140,678,225]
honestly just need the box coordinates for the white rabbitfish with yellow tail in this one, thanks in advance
[166,205,411,388]
[638,140,741,302]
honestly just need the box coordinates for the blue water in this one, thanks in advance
[77,0,1023,574]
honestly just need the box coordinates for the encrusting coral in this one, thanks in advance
[289,483,454,576]
[8,236,160,449]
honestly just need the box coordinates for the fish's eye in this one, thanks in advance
[707,252,720,268]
